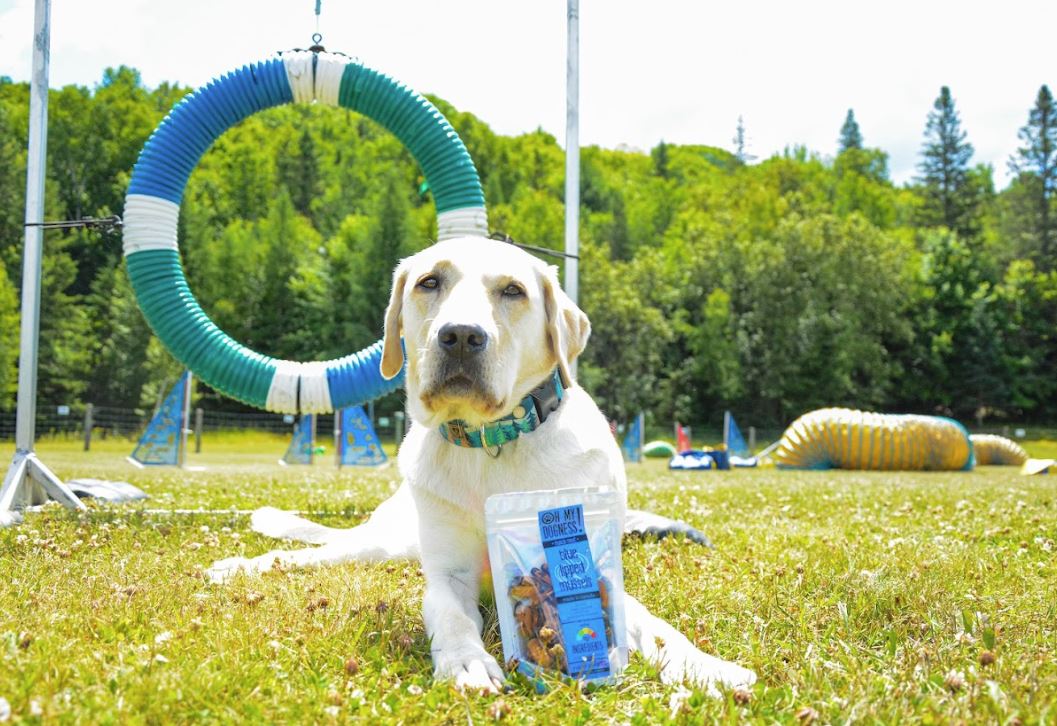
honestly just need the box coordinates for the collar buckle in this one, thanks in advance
[530,369,564,425]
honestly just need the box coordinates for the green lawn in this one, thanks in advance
[0,436,1054,723]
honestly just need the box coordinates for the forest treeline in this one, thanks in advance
[1,67,1055,427]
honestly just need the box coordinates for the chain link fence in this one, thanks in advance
[5,405,1048,453]
[0,403,401,444]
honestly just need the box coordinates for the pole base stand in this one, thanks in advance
[0,450,86,525]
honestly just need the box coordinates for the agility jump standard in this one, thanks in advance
[123,51,489,414]
[0,0,85,517]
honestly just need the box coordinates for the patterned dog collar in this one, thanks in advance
[439,370,565,449]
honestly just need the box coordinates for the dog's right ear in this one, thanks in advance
[380,263,409,380]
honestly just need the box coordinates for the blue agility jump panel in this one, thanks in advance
[622,412,644,463]
[282,414,315,465]
[338,406,387,467]
[130,372,189,466]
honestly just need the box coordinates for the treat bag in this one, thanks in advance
[485,487,628,685]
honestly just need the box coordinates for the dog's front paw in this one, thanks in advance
[205,555,270,584]
[434,648,505,694]
[250,506,297,538]
[661,645,757,695]
[624,509,714,547]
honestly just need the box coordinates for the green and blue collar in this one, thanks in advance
[439,369,565,450]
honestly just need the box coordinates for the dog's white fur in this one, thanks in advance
[208,237,755,693]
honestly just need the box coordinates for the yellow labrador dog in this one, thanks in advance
[208,237,755,693]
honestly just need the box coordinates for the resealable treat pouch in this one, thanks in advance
[485,487,628,685]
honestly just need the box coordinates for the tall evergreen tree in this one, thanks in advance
[651,140,670,179]
[1008,85,1057,266]
[360,171,411,329]
[83,264,154,406]
[253,188,320,359]
[607,194,632,261]
[37,245,93,405]
[917,86,978,238]
[0,100,26,273]
[277,128,321,220]
[838,109,863,152]
[907,231,1006,416]
[0,256,18,408]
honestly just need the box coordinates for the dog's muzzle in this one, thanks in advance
[421,322,495,408]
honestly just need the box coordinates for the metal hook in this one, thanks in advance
[489,232,580,261]
[312,0,323,49]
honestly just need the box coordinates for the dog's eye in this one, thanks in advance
[502,283,525,297]
[417,276,439,290]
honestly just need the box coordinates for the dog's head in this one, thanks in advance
[379,236,590,427]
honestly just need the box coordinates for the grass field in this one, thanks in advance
[0,435,1054,724]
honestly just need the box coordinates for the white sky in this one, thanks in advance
[0,0,1053,188]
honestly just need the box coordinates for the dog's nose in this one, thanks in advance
[438,323,488,356]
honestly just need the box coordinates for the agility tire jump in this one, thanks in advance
[969,434,1028,466]
[123,52,488,414]
[773,407,974,471]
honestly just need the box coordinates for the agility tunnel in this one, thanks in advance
[772,407,974,471]
[123,51,488,414]
[969,434,1028,466]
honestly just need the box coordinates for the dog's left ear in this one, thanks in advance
[380,262,409,380]
[541,266,590,386]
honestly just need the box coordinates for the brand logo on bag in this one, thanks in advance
[538,506,585,541]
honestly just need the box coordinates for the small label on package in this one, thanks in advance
[538,505,611,678]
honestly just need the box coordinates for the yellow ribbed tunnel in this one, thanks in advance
[773,408,974,471]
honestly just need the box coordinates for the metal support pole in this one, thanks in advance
[394,411,405,451]
[564,0,580,380]
[194,407,203,453]
[636,412,644,463]
[0,0,84,520]
[14,0,49,457]
[178,373,192,468]
[83,404,93,451]
[334,410,342,469]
